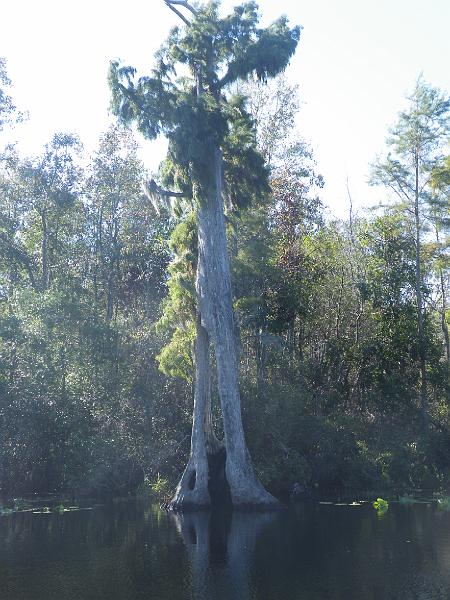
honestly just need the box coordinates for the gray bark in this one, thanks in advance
[171,147,280,509]
[196,148,279,509]
[169,314,212,509]
[166,0,279,510]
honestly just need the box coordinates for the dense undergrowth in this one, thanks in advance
[0,55,448,502]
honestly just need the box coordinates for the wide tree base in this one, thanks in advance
[226,468,281,511]
[168,448,282,512]
[167,455,211,512]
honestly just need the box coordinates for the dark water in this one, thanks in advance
[1,499,450,599]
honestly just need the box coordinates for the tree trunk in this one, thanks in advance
[440,270,450,362]
[204,373,222,455]
[41,212,49,291]
[196,148,279,509]
[435,227,450,362]
[106,273,114,321]
[169,25,279,510]
[256,326,268,390]
[169,314,212,509]
[414,152,428,428]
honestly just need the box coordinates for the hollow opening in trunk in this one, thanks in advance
[208,447,231,508]
[188,470,196,490]
[189,525,197,544]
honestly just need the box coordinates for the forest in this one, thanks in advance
[0,1,449,506]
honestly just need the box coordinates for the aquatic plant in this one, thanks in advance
[373,498,389,513]
[436,496,450,511]
[151,474,172,502]
[13,498,31,511]
[138,474,172,502]
[0,506,14,516]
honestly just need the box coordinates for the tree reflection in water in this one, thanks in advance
[171,509,277,600]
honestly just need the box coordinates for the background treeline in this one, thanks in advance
[0,59,449,499]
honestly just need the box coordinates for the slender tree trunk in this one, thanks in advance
[8,265,17,385]
[414,152,428,428]
[440,270,450,362]
[196,148,279,508]
[169,314,212,509]
[106,273,114,321]
[106,218,119,321]
[41,212,49,291]
[256,326,268,390]
[435,227,450,362]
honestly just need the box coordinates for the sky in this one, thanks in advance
[1,0,449,218]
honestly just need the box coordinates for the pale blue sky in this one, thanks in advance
[1,0,449,217]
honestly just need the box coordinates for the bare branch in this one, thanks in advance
[142,179,186,214]
[165,2,190,25]
[346,175,355,243]
[387,181,412,206]
[164,0,197,26]
[144,179,185,199]
[419,174,433,195]
[165,0,198,15]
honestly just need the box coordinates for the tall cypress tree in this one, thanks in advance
[109,0,300,508]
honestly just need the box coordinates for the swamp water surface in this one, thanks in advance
[1,499,450,599]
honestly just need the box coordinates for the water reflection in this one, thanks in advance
[171,510,276,600]
[1,500,450,599]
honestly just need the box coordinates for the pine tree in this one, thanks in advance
[371,78,450,427]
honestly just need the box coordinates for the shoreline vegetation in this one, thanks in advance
[2,489,450,518]
[0,2,449,508]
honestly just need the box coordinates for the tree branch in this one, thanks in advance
[164,0,197,26]
[143,179,185,199]
[165,2,190,25]
[165,0,198,16]
[387,181,412,206]
[142,179,186,214]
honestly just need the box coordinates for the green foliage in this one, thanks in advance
[150,474,172,501]
[155,211,197,380]
[157,325,195,381]
[0,124,182,500]
[373,498,389,513]
[138,474,172,503]
[436,495,450,511]
[108,0,299,203]
[0,58,24,131]
[0,506,14,516]
[1,10,450,504]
